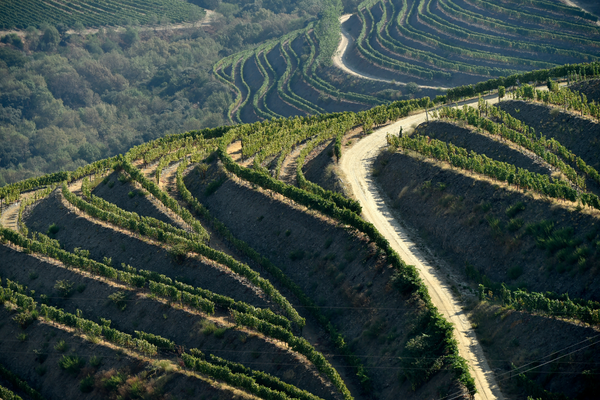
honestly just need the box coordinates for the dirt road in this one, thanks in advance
[332,15,448,90]
[0,202,20,231]
[340,94,505,399]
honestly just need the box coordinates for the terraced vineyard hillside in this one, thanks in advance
[0,94,479,400]
[1,63,600,400]
[0,0,205,29]
[377,78,600,399]
[343,0,600,88]
[213,27,399,125]
[213,0,600,125]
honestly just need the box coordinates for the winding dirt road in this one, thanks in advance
[332,14,448,90]
[340,94,505,399]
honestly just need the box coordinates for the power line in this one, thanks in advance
[439,334,600,400]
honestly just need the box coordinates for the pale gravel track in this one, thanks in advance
[332,14,449,90]
[0,202,20,231]
[340,93,505,400]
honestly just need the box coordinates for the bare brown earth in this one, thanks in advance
[183,162,467,400]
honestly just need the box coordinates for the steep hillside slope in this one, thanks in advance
[374,85,600,399]
[0,96,479,399]
[342,0,600,88]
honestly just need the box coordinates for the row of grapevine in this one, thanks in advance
[499,0,598,22]
[439,0,600,48]
[469,0,599,36]
[513,84,600,122]
[387,134,600,209]
[176,160,375,389]
[61,181,300,329]
[2,212,296,332]
[213,56,245,124]
[182,353,318,400]
[0,0,204,29]
[0,362,44,400]
[252,48,280,121]
[207,354,322,400]
[378,0,520,76]
[436,104,587,189]
[81,178,198,241]
[418,0,596,63]
[2,275,315,399]
[440,100,600,188]
[232,311,352,400]
[480,284,600,325]
[301,31,383,106]
[217,113,476,394]
[278,41,326,115]
[351,0,600,87]
[0,277,158,355]
[355,3,447,81]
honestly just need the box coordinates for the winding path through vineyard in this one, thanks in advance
[340,93,505,400]
[333,14,448,90]
[0,202,20,232]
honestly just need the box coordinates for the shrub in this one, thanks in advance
[200,320,217,335]
[168,243,189,264]
[506,202,526,218]
[54,280,74,297]
[204,176,227,196]
[13,311,36,329]
[90,356,102,367]
[214,327,227,339]
[117,173,129,183]
[507,218,524,232]
[59,355,84,374]
[47,223,60,236]
[108,291,128,311]
[103,373,126,391]
[54,340,69,353]
[80,375,95,393]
